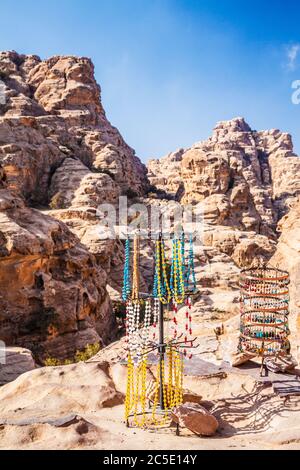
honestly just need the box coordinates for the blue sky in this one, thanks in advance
[1,0,300,160]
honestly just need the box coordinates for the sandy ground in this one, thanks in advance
[0,312,300,450]
[0,359,300,450]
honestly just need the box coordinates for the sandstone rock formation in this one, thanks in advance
[0,51,148,203]
[0,360,123,425]
[0,343,299,450]
[0,188,113,360]
[0,51,149,360]
[171,402,219,436]
[0,347,35,385]
[147,118,300,328]
[148,148,184,198]
[148,117,300,237]
[271,198,300,358]
[1,50,300,372]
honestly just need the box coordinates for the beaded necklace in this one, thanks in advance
[122,238,131,301]
[132,235,140,301]
[238,267,291,358]
[155,239,172,304]
[183,296,193,359]
[125,346,184,427]
[152,297,160,341]
[125,232,195,429]
[185,233,197,293]
[125,236,141,359]
[171,238,185,304]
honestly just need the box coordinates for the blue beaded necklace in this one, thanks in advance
[122,238,131,301]
[152,246,158,298]
[170,236,185,302]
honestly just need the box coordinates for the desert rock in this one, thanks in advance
[0,347,35,385]
[171,402,219,436]
[0,189,113,360]
[271,199,300,359]
[0,51,150,358]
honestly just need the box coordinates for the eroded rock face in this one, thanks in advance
[146,117,300,325]
[0,51,148,205]
[148,149,184,198]
[148,117,300,238]
[0,189,114,360]
[0,347,35,385]
[271,199,300,359]
[0,51,150,359]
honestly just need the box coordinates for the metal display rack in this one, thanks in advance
[238,266,291,375]
[123,231,199,431]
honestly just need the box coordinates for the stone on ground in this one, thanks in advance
[171,402,219,436]
[0,347,35,385]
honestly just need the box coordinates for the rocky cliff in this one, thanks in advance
[271,199,300,354]
[148,117,300,237]
[1,51,300,363]
[0,51,148,360]
[148,117,300,355]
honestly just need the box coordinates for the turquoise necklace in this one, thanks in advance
[122,238,131,301]
[153,245,158,298]
[170,237,185,303]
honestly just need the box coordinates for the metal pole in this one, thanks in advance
[159,300,165,410]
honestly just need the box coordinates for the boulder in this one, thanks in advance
[265,355,298,373]
[231,351,257,367]
[171,402,219,436]
[0,361,123,424]
[0,347,35,385]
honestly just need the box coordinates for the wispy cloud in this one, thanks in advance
[286,43,300,70]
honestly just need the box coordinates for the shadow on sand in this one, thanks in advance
[210,379,300,438]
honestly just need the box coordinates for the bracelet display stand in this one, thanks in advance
[238,266,291,376]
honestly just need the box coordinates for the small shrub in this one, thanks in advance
[146,185,174,201]
[49,192,65,209]
[44,357,61,367]
[44,342,101,366]
[74,342,101,362]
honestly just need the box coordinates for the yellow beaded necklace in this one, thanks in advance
[125,347,184,428]
[155,240,172,304]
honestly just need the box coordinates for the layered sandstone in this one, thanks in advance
[271,198,300,357]
[147,118,300,335]
[0,51,149,359]
[0,188,113,360]
[148,117,300,238]
[0,51,148,205]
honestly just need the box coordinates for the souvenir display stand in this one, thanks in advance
[123,232,198,431]
[238,266,291,375]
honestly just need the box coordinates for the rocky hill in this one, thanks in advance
[148,117,300,237]
[148,117,300,355]
[0,51,148,360]
[0,51,300,364]
[0,51,300,451]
